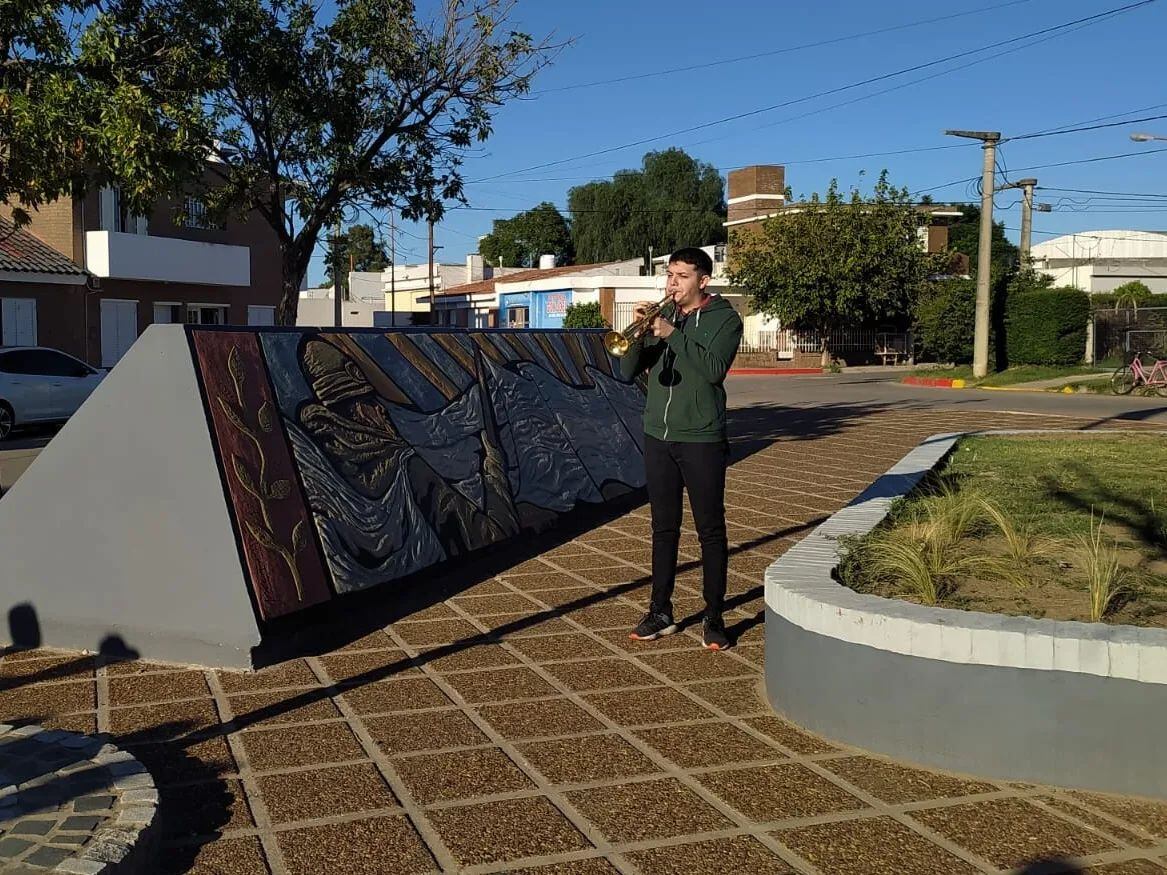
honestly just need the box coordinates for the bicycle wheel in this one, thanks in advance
[1111,365,1136,395]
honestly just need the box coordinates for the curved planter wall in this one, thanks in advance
[764,429,1167,800]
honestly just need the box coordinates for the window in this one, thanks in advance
[506,306,529,328]
[99,187,147,235]
[178,197,225,230]
[0,349,91,377]
[186,305,230,325]
[1,298,38,346]
[152,304,183,324]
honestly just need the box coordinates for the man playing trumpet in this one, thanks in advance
[619,248,743,651]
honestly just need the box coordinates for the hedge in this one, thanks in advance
[1090,292,1167,310]
[913,279,976,364]
[1005,287,1089,365]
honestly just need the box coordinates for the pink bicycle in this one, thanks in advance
[1111,351,1167,397]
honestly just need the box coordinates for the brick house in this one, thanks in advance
[1,170,282,367]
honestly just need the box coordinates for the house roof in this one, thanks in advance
[439,262,626,296]
[0,217,87,276]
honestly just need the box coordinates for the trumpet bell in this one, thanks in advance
[603,330,631,357]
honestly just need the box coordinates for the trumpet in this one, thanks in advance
[604,294,675,357]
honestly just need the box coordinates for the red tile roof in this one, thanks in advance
[0,217,87,276]
[439,262,625,296]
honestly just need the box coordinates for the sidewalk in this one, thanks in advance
[2,406,1165,874]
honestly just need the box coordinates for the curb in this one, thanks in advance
[729,368,822,376]
[902,376,967,388]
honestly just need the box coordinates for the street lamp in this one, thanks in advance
[1131,132,1167,142]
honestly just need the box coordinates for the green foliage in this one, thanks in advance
[1092,291,1167,310]
[729,172,937,362]
[568,149,725,263]
[479,202,573,268]
[1005,287,1090,365]
[913,279,976,364]
[1,0,218,225]
[562,302,608,329]
[323,225,388,294]
[946,204,1019,281]
[1111,280,1154,310]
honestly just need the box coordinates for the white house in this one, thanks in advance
[1030,230,1167,294]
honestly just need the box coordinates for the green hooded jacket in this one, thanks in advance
[618,294,743,443]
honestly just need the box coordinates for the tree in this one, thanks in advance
[1,0,217,228]
[562,301,607,329]
[568,148,726,263]
[1112,280,1153,311]
[947,204,1018,281]
[479,201,572,268]
[323,224,388,296]
[186,0,549,324]
[728,172,937,366]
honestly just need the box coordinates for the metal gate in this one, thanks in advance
[1092,307,1167,365]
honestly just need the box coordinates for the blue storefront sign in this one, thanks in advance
[532,289,572,329]
[498,292,531,327]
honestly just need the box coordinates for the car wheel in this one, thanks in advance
[0,403,13,441]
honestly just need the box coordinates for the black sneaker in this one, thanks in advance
[629,611,677,641]
[702,618,731,651]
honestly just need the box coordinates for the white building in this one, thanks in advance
[1030,230,1167,294]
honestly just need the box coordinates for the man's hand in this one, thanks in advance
[651,316,675,339]
[633,301,653,319]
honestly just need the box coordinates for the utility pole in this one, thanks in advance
[996,177,1050,264]
[333,217,343,328]
[428,218,435,322]
[945,129,1001,379]
[389,212,397,327]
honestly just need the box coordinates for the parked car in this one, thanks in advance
[0,347,106,441]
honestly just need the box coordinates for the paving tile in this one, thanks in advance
[541,658,657,692]
[543,554,630,571]
[636,651,757,682]
[486,614,579,637]
[441,667,559,704]
[396,747,533,805]
[414,643,520,673]
[477,698,603,740]
[241,722,366,771]
[501,575,591,594]
[129,736,237,785]
[561,604,645,630]
[161,778,253,837]
[158,836,270,874]
[500,558,559,575]
[776,816,979,875]
[1068,792,1167,839]
[458,578,515,596]
[0,655,96,682]
[40,712,97,734]
[1038,796,1160,847]
[516,733,661,785]
[429,796,592,866]
[505,634,614,664]
[0,680,95,718]
[595,629,696,654]
[734,643,766,667]
[317,650,417,683]
[742,715,839,755]
[331,629,396,651]
[109,698,221,739]
[629,836,794,875]
[821,756,998,804]
[108,671,210,706]
[363,710,488,755]
[226,689,341,727]
[258,763,397,823]
[397,602,460,622]
[698,763,868,822]
[218,661,320,693]
[1081,861,1167,874]
[685,678,770,716]
[392,619,488,647]
[635,721,783,768]
[510,860,620,875]
[277,815,437,875]
[566,778,731,842]
[584,687,714,726]
[338,678,451,715]
[451,594,543,616]
[909,798,1119,869]
[522,586,602,608]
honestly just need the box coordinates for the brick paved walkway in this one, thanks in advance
[2,405,1166,874]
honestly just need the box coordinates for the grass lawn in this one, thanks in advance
[908,364,1110,387]
[839,434,1167,626]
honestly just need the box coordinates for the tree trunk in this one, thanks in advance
[820,334,831,368]
[276,244,305,326]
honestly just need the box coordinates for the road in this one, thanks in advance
[726,371,1167,425]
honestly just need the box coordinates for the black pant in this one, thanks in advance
[644,434,729,621]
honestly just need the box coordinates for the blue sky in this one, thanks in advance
[310,0,1167,283]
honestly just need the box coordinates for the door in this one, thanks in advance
[1,298,38,347]
[153,303,182,324]
[0,350,55,421]
[101,300,139,368]
[24,349,102,418]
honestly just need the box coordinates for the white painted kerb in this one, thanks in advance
[764,429,1167,685]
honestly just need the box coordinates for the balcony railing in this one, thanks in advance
[85,231,250,287]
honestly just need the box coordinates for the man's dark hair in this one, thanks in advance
[669,247,713,277]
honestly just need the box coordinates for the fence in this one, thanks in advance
[1092,307,1167,365]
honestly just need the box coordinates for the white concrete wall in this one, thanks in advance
[296,297,380,328]
[85,231,250,287]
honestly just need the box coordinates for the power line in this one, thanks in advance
[471,0,1157,184]
[534,0,1042,94]
[1008,113,1167,141]
[1040,186,1167,199]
